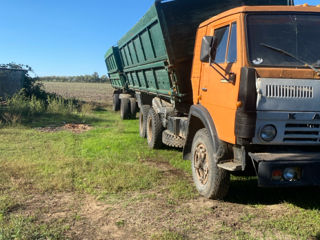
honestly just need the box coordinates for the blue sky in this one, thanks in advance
[0,0,319,77]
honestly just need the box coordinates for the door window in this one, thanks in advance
[227,22,237,63]
[214,22,237,64]
[214,26,230,63]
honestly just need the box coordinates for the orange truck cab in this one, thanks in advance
[184,5,320,198]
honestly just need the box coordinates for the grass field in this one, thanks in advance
[0,82,319,239]
[43,81,114,105]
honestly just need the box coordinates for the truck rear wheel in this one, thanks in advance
[113,93,120,111]
[120,98,131,120]
[147,108,163,149]
[129,98,137,119]
[139,105,150,138]
[191,128,230,200]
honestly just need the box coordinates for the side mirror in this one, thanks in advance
[200,36,217,63]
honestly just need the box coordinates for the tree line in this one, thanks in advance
[1,63,110,83]
[40,72,109,83]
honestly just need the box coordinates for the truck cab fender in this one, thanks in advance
[183,105,223,161]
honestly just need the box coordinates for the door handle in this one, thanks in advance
[202,88,208,92]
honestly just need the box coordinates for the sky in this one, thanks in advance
[1,0,319,77]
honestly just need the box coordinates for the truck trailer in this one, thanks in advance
[105,0,320,199]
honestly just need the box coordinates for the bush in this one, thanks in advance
[47,96,76,115]
[0,63,90,126]
[0,92,80,126]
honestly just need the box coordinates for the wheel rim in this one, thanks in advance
[194,143,209,185]
[147,116,153,143]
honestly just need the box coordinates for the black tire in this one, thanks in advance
[113,93,120,111]
[120,98,131,120]
[146,108,163,149]
[139,105,150,138]
[129,98,137,119]
[191,128,230,200]
[162,130,185,148]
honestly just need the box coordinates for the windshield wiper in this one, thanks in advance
[260,43,320,76]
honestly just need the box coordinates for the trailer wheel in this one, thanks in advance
[113,93,120,111]
[147,108,163,149]
[129,98,137,119]
[162,130,185,148]
[139,105,150,138]
[120,98,131,120]
[191,128,230,200]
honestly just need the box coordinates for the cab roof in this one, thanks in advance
[199,5,320,27]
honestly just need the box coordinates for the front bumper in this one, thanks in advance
[249,152,320,187]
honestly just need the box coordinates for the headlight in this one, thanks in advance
[283,168,297,181]
[260,125,277,142]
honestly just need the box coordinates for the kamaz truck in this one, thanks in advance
[105,0,320,199]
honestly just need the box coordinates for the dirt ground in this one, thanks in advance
[12,159,306,240]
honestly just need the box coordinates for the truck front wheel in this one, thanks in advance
[146,108,163,149]
[191,128,230,200]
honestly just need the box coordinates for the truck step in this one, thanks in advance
[217,161,242,171]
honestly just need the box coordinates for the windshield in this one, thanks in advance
[247,14,320,68]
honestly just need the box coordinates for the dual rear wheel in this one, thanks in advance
[139,105,163,149]
[113,94,137,120]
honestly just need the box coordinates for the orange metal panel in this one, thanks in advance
[197,13,243,144]
[200,6,320,28]
[191,26,208,104]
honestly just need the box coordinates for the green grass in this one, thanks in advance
[151,231,185,240]
[0,105,193,238]
[265,205,320,240]
[0,215,67,240]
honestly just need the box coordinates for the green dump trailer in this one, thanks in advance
[106,0,292,117]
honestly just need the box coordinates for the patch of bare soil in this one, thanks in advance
[36,124,92,133]
[63,123,92,133]
[141,157,187,179]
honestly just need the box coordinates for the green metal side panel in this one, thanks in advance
[105,46,127,89]
[105,46,123,74]
[117,4,172,99]
[109,72,127,90]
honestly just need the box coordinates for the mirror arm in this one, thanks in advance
[209,59,236,84]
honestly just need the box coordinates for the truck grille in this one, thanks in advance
[266,84,313,99]
[283,123,320,143]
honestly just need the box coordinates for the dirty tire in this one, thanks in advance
[129,98,137,119]
[147,108,163,149]
[139,105,150,138]
[162,130,185,148]
[120,98,131,120]
[191,128,230,200]
[113,93,120,111]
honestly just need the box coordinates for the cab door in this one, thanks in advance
[199,16,243,144]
